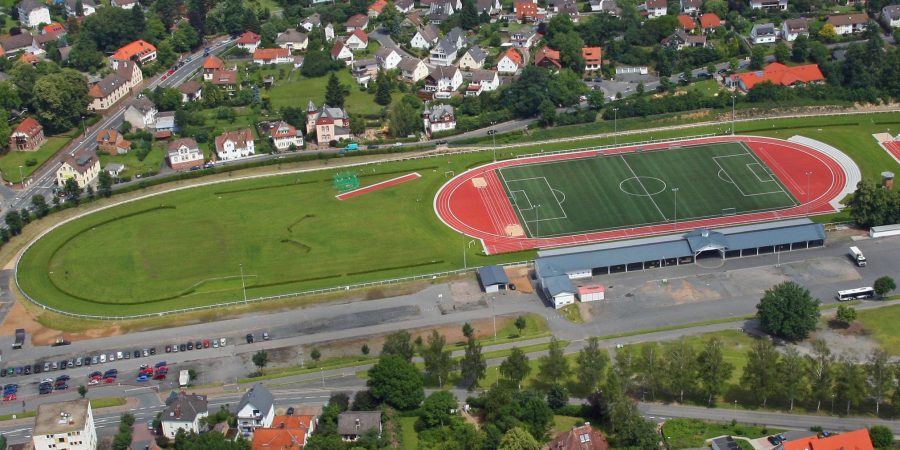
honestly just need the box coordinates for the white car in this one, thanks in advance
[108,353,116,362]
[116,351,124,359]
[88,379,99,385]
[42,378,54,384]
[212,340,219,348]
[219,338,226,347]
[99,354,107,363]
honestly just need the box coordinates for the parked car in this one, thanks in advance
[91,356,99,365]
[220,338,227,347]
[165,345,172,353]
[179,344,186,352]
[143,349,150,357]
[212,340,219,348]
[136,375,149,382]
[246,334,254,344]
[3,393,16,401]
[149,348,156,355]
[202,340,210,348]
[286,407,294,416]
[155,361,167,368]
[262,332,269,341]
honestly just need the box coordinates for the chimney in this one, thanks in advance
[355,418,360,430]
[280,422,285,429]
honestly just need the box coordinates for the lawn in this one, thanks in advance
[662,418,782,449]
[0,136,71,183]
[552,415,582,435]
[98,143,167,178]
[685,79,721,96]
[856,304,900,355]
[16,114,898,316]
[399,417,419,450]
[497,142,796,237]
[268,70,387,116]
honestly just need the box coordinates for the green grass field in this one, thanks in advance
[497,142,797,237]
[0,136,71,183]
[856,304,900,355]
[267,70,400,116]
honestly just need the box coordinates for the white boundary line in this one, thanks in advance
[745,162,775,183]
[619,155,668,221]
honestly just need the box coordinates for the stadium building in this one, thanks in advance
[534,219,825,308]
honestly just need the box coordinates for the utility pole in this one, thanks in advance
[613,107,618,145]
[534,204,541,238]
[672,187,679,230]
[239,263,248,302]
[731,95,736,135]
[805,171,812,214]
[489,128,497,162]
[491,296,496,339]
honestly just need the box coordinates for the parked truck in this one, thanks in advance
[179,370,190,387]
[849,246,867,267]
[12,329,25,349]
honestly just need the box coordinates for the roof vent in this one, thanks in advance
[701,229,709,237]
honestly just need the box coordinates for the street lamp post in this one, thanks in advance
[239,263,248,303]
[613,108,618,145]
[805,171,812,214]
[491,296,496,339]
[672,187,679,230]
[81,115,86,141]
[534,204,541,238]
[489,129,497,162]
[731,95,736,135]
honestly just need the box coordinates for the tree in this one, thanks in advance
[367,354,424,410]
[575,337,609,396]
[498,427,540,450]
[610,399,660,449]
[97,171,113,198]
[806,339,834,412]
[835,305,857,324]
[30,195,49,218]
[538,99,556,126]
[420,390,457,427]
[459,335,486,389]
[361,343,370,355]
[351,390,378,411]
[252,350,268,370]
[325,73,347,108]
[865,348,892,415]
[499,347,531,389]
[697,337,733,405]
[868,426,894,448]
[460,0,479,29]
[819,23,837,42]
[422,330,452,386]
[4,210,23,236]
[381,330,414,361]
[874,276,896,298]
[834,356,866,415]
[462,322,474,338]
[773,42,790,63]
[756,281,820,341]
[388,96,421,137]
[78,385,87,398]
[68,38,105,72]
[740,339,780,407]
[374,73,392,106]
[311,348,321,362]
[514,316,528,336]
[777,347,807,411]
[662,337,696,403]
[847,180,900,227]
[537,338,569,388]
[791,35,809,62]
[32,70,90,133]
[546,383,568,410]
[750,45,767,70]
[636,343,661,400]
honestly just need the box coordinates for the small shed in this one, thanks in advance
[710,436,740,450]
[477,265,508,293]
[105,163,125,176]
[544,275,575,309]
[577,285,604,302]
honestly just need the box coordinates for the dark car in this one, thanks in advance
[194,341,202,349]
[33,364,42,373]
[286,407,294,416]
[0,370,5,378]
[187,342,194,350]
[155,361,167,368]
[179,344,186,352]
[56,375,71,382]
[55,384,68,390]
[366,144,378,149]
[149,348,156,355]
[23,366,31,375]
[246,334,254,344]
[39,385,52,395]
[83,357,92,367]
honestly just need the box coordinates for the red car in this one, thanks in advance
[139,367,153,375]
[153,373,166,380]
[3,394,16,401]
[103,377,116,384]
[167,69,175,75]
[203,339,210,348]
[161,74,168,80]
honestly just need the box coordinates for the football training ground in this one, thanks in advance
[496,141,798,238]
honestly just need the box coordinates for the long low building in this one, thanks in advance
[534,219,826,308]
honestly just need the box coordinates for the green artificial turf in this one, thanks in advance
[496,142,797,237]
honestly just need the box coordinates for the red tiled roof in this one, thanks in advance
[782,429,873,450]
[203,55,224,70]
[535,46,561,68]
[331,40,349,57]
[270,122,297,139]
[19,52,39,64]
[547,425,609,450]
[253,48,290,60]
[826,13,868,26]
[13,117,42,137]
[582,46,601,63]
[346,14,368,28]
[677,15,695,30]
[515,0,538,18]
[732,62,824,90]
[215,129,253,151]
[237,31,261,44]
[111,40,156,61]
[699,13,721,28]
[369,0,387,13]
[578,285,605,295]
[211,69,237,85]
[250,415,315,450]
[500,48,522,67]
[42,23,65,34]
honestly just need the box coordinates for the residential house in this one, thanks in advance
[750,23,778,44]
[641,0,666,17]
[727,62,824,91]
[111,40,157,68]
[236,384,275,437]
[510,29,538,48]
[331,40,354,65]
[410,24,440,49]
[545,423,609,450]
[214,129,255,161]
[210,70,238,95]
[105,163,125,177]
[32,399,97,450]
[883,5,900,28]
[166,138,204,170]
[425,65,463,96]
[337,412,382,442]
[582,47,601,71]
[476,0,501,15]
[458,45,486,70]
[42,22,65,35]
[779,429,873,450]
[589,0,620,15]
[306,102,351,145]
[253,48,292,64]
[497,48,523,74]
[203,55,225,81]
[123,97,158,130]
[514,0,541,22]
[345,14,369,32]
[552,2,580,22]
[395,0,415,13]
[268,121,303,150]
[428,0,456,23]
[252,415,317,450]
[680,0,701,14]
[781,18,810,41]
[17,0,50,29]
[110,0,136,8]
[178,81,202,102]
[88,74,130,111]
[826,13,869,35]
[236,31,262,53]
[161,393,208,438]
[324,23,335,41]
[472,69,499,91]
[368,0,387,17]
[351,58,378,85]
[0,32,39,58]
[661,29,706,49]
[155,111,176,136]
[275,30,308,52]
[535,46,561,69]
[749,0,787,10]
[375,47,401,70]
[65,0,95,16]
[96,129,130,155]
[465,83,484,96]
[430,28,464,66]
[398,57,428,82]
[423,104,456,136]
[677,15,695,31]
[699,13,722,33]
[8,118,45,152]
[346,29,369,50]
[56,148,100,188]
[300,13,321,31]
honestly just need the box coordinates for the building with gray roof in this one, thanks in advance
[337,411,382,442]
[477,265,508,293]
[236,383,275,437]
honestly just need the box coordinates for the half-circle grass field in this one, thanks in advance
[15,113,900,316]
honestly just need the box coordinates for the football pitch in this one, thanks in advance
[496,142,799,238]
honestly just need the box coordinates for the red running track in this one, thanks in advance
[336,172,421,200]
[884,141,900,163]
[433,136,846,255]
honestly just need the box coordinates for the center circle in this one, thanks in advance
[618,176,667,197]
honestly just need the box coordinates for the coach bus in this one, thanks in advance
[836,287,875,301]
